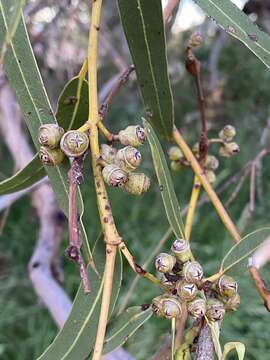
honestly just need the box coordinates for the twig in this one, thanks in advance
[185,47,208,163]
[173,126,240,242]
[163,0,180,24]
[173,126,270,310]
[185,176,201,241]
[65,157,90,294]
[195,320,214,360]
[249,266,270,312]
[118,227,172,314]
[99,65,135,121]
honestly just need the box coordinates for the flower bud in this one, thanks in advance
[217,275,238,298]
[205,170,216,184]
[39,146,65,166]
[224,293,240,311]
[187,298,207,318]
[100,144,117,164]
[122,172,150,195]
[189,32,203,48]
[171,238,192,263]
[38,124,64,149]
[168,146,183,161]
[205,155,219,171]
[183,261,204,284]
[102,164,128,187]
[60,130,89,157]
[219,142,240,158]
[177,281,198,301]
[118,125,146,147]
[115,146,142,172]
[206,299,225,321]
[219,125,236,142]
[170,161,182,172]
[155,253,176,273]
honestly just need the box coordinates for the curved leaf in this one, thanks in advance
[37,239,123,360]
[194,0,270,68]
[145,120,185,238]
[118,0,174,139]
[0,154,45,195]
[56,76,89,131]
[0,0,25,63]
[220,227,270,275]
[0,8,92,258]
[221,342,245,360]
[103,306,152,355]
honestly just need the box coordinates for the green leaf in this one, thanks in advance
[194,0,270,68]
[220,227,270,275]
[0,0,25,63]
[0,9,92,257]
[102,306,152,355]
[118,0,174,139]
[145,121,185,239]
[205,318,222,360]
[55,76,89,131]
[0,76,89,196]
[221,342,245,360]
[0,154,45,195]
[37,238,123,360]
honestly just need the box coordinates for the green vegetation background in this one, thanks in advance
[1,26,270,360]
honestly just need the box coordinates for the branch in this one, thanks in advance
[195,322,215,360]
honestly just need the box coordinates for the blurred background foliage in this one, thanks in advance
[1,0,270,359]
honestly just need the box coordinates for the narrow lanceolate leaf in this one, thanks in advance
[220,227,270,275]
[0,154,45,195]
[0,8,92,258]
[102,306,152,355]
[55,76,89,131]
[193,0,270,68]
[221,342,245,360]
[0,77,89,196]
[118,0,174,139]
[0,0,25,63]
[38,239,123,360]
[0,9,69,214]
[145,121,185,238]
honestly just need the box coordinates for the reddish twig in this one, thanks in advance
[66,156,90,294]
[99,65,135,121]
[185,47,208,164]
[249,266,270,311]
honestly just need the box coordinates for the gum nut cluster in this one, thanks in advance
[218,125,240,158]
[38,124,89,166]
[101,125,150,195]
[151,238,240,322]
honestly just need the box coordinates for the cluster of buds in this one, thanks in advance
[101,125,151,195]
[151,238,240,323]
[168,124,239,184]
[218,125,240,158]
[38,124,89,166]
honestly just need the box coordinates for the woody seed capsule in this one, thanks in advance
[102,164,128,187]
[206,299,225,321]
[118,125,146,147]
[183,261,204,284]
[177,281,198,301]
[115,146,142,172]
[187,298,207,318]
[171,238,192,263]
[155,253,176,273]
